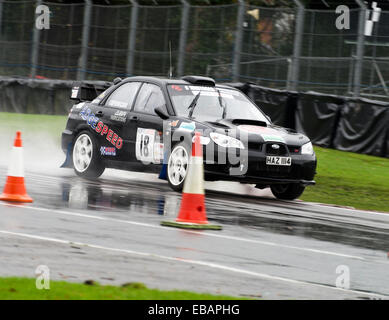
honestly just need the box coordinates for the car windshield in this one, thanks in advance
[167,84,270,123]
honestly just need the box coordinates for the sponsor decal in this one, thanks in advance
[110,110,127,123]
[238,125,286,143]
[171,85,182,91]
[79,106,123,149]
[108,100,128,108]
[135,128,164,164]
[100,146,116,156]
[190,90,233,99]
[154,142,164,163]
[169,120,179,127]
[189,86,214,92]
[261,134,285,143]
[71,87,79,98]
[179,121,196,132]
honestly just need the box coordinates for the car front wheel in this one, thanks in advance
[72,131,105,179]
[270,183,305,200]
[167,142,190,192]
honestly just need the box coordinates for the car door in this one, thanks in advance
[123,82,167,165]
[96,81,141,161]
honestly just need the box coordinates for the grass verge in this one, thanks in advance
[0,112,67,137]
[0,112,388,212]
[301,146,389,212]
[0,277,241,300]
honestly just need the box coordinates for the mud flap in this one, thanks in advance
[158,151,168,180]
[60,143,73,168]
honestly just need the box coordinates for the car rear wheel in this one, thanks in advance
[270,183,305,200]
[167,142,190,192]
[72,131,105,179]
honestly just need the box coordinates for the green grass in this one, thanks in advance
[0,277,241,300]
[301,146,389,212]
[0,112,67,137]
[0,112,388,212]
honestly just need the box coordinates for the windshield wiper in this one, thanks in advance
[188,91,201,119]
[217,89,227,119]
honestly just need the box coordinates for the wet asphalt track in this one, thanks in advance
[0,166,389,300]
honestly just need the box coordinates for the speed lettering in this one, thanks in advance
[79,106,123,149]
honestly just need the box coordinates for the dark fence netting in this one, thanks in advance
[224,82,251,96]
[231,83,389,158]
[295,92,344,148]
[0,77,110,115]
[245,84,297,129]
[1,78,389,158]
[333,98,389,158]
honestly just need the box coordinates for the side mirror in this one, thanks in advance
[155,106,169,120]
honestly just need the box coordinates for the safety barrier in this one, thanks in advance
[0,77,109,114]
[227,83,389,158]
[0,77,388,158]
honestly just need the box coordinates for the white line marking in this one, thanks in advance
[302,201,389,216]
[1,167,389,217]
[0,202,385,263]
[0,229,386,299]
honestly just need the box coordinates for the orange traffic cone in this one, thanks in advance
[0,131,33,203]
[161,132,221,230]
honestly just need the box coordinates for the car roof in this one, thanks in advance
[120,76,235,90]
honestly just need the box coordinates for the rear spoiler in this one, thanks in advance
[70,81,113,102]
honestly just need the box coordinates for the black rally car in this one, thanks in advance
[62,76,316,200]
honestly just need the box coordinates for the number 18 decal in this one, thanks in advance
[140,134,150,157]
[136,128,164,164]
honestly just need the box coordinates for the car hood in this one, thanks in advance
[199,118,310,146]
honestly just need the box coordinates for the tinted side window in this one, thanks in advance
[105,82,141,109]
[134,83,166,115]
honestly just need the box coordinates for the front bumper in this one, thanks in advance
[203,145,317,186]
[204,169,315,186]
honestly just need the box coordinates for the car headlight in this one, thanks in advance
[301,142,314,155]
[210,132,245,149]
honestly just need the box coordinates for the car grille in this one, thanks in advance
[249,143,292,178]
[265,143,289,156]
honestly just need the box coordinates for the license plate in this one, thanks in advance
[266,156,291,166]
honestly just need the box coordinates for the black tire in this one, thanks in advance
[270,183,305,200]
[72,130,105,179]
[167,142,191,192]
